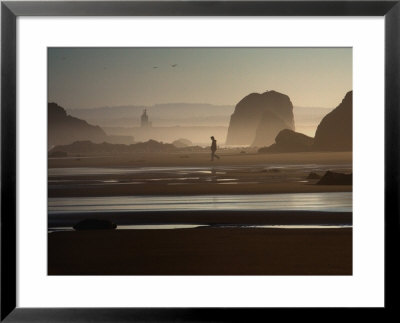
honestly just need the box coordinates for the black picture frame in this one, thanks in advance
[1,0,399,321]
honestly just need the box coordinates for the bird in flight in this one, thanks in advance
[171,64,178,67]
[153,66,158,69]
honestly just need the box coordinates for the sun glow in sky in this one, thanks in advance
[48,47,352,109]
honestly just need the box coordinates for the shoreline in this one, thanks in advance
[48,183,352,197]
[48,210,353,228]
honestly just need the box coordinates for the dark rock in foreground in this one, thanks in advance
[73,219,117,231]
[317,171,352,185]
[258,129,314,153]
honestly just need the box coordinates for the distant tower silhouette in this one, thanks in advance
[140,109,152,128]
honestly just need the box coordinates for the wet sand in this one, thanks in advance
[48,151,352,197]
[49,151,352,168]
[48,151,352,275]
[48,227,352,275]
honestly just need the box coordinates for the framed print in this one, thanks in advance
[1,0,399,321]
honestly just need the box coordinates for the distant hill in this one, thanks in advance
[48,103,134,148]
[67,103,235,127]
[102,125,228,147]
[64,102,332,146]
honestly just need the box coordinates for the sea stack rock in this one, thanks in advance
[225,90,295,146]
[258,129,314,153]
[314,91,352,151]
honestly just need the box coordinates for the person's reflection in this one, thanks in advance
[211,168,217,183]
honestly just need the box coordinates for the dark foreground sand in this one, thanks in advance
[48,227,352,275]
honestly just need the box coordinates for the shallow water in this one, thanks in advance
[48,223,351,233]
[48,164,352,177]
[48,164,352,189]
[49,192,352,214]
[49,224,207,232]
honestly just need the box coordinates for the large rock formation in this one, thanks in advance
[314,91,352,151]
[48,102,107,148]
[225,90,294,146]
[48,103,134,148]
[258,129,314,153]
[252,110,291,147]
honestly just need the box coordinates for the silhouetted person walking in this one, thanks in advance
[210,136,220,161]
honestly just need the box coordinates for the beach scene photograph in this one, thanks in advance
[48,47,352,275]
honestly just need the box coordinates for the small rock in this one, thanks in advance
[73,219,117,231]
[317,171,352,185]
[307,172,321,180]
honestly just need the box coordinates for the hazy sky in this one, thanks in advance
[48,47,352,109]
